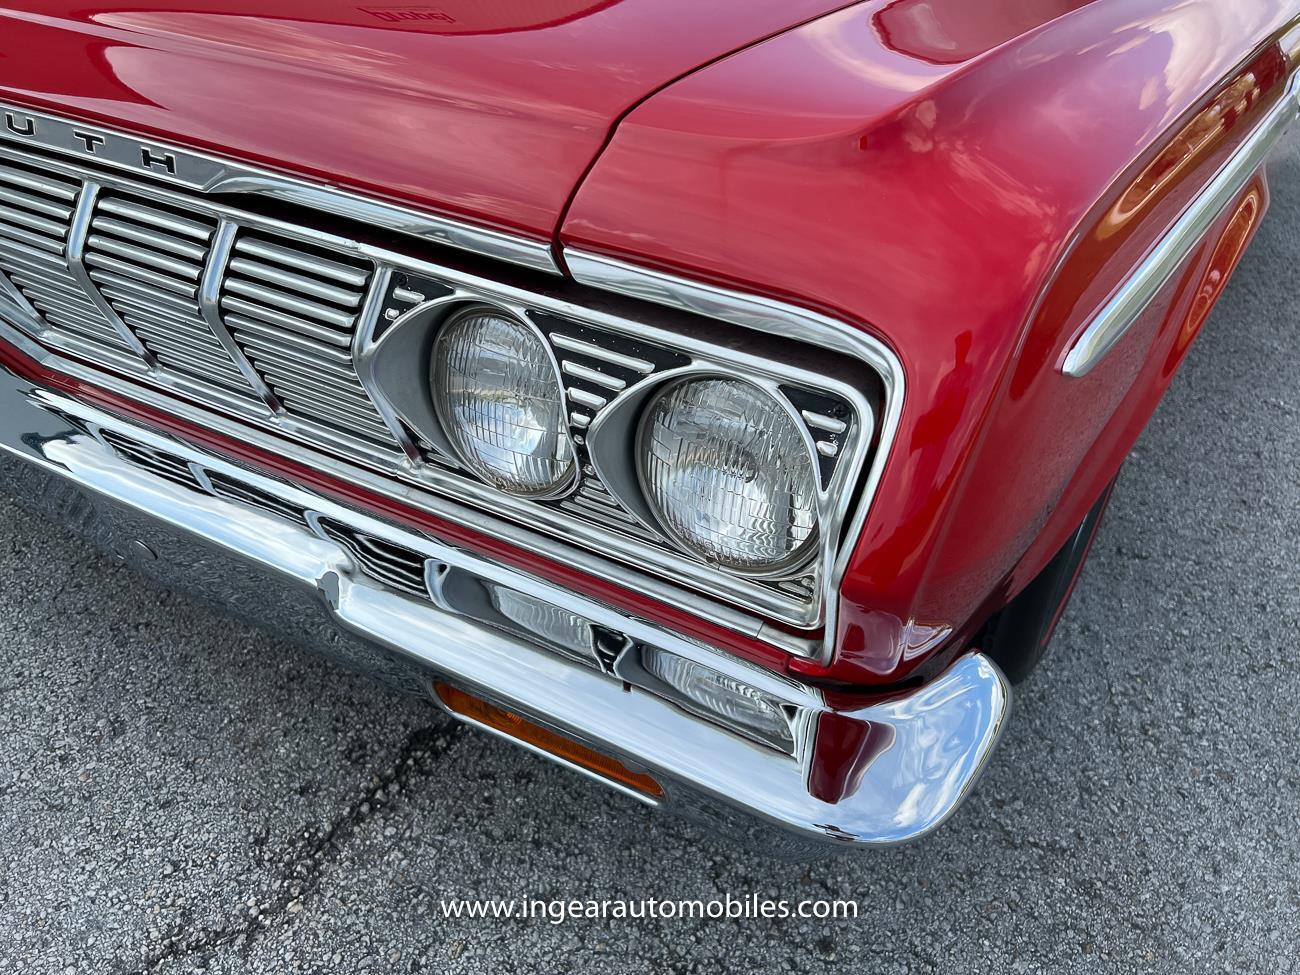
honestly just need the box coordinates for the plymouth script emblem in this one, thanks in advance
[3,109,179,176]
[0,99,557,272]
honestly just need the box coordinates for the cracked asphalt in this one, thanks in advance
[4,138,1300,975]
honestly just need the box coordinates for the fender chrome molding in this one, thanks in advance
[0,100,560,275]
[0,357,1008,848]
[1061,71,1300,378]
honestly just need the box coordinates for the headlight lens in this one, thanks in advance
[637,378,818,572]
[433,307,574,496]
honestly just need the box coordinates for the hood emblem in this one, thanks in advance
[3,107,179,177]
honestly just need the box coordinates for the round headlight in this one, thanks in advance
[432,306,574,497]
[637,378,818,572]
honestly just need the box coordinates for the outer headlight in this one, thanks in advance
[432,306,574,497]
[637,378,818,573]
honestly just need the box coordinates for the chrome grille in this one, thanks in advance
[559,473,658,542]
[0,117,881,642]
[319,520,429,598]
[87,193,256,395]
[549,327,662,427]
[220,232,396,448]
[0,160,131,357]
[535,318,685,543]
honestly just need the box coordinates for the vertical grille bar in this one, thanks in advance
[0,160,141,361]
[65,181,157,368]
[352,266,420,462]
[0,266,40,327]
[200,219,282,415]
[220,230,403,453]
[87,193,264,403]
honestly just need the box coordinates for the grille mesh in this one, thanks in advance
[221,231,397,448]
[87,193,258,395]
[0,159,129,356]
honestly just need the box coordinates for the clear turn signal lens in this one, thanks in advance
[488,585,600,666]
[642,648,795,753]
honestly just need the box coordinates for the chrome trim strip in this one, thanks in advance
[564,248,906,661]
[200,220,282,416]
[0,361,1009,846]
[1062,73,1300,378]
[564,251,906,384]
[65,181,157,367]
[0,101,560,275]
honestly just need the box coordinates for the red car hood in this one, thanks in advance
[0,1,850,238]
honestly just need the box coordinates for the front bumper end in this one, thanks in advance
[0,360,1010,852]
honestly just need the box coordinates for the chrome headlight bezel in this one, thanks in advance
[367,282,875,640]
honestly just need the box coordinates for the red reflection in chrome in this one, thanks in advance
[1172,186,1264,366]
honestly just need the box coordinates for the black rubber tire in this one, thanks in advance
[981,479,1116,684]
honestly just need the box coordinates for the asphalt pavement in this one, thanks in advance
[3,136,1300,975]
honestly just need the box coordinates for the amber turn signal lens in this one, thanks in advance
[434,683,664,798]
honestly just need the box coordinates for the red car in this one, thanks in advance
[0,0,1293,852]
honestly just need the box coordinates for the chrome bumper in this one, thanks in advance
[0,361,1010,851]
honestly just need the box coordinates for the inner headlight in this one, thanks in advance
[432,306,574,497]
[637,378,818,573]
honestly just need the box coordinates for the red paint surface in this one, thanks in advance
[0,0,1295,690]
[807,711,896,804]
[563,0,1297,684]
[0,0,849,238]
